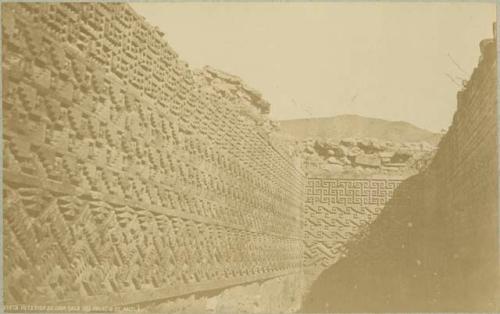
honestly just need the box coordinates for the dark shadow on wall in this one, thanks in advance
[300,168,498,313]
[301,36,498,313]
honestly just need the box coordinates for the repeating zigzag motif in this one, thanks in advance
[304,178,401,268]
[2,3,304,307]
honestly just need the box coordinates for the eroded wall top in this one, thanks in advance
[2,3,305,307]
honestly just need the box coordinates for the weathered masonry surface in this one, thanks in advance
[2,3,305,306]
[421,34,498,310]
[302,31,498,312]
[304,178,402,267]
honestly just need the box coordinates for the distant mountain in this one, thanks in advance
[277,114,441,145]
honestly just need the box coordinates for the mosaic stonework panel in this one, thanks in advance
[2,3,305,307]
[304,178,401,267]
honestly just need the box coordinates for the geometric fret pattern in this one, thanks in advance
[305,178,401,268]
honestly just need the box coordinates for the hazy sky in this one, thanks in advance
[131,2,496,132]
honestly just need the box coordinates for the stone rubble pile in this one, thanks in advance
[295,137,437,176]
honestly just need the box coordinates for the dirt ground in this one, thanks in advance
[143,272,305,313]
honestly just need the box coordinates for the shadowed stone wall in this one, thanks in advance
[2,3,305,308]
[3,3,497,313]
[302,30,498,313]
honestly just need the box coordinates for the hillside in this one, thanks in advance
[278,114,442,145]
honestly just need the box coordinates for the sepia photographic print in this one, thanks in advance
[1,1,498,313]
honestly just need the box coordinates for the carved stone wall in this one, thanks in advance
[301,32,498,312]
[304,178,402,268]
[2,3,305,307]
